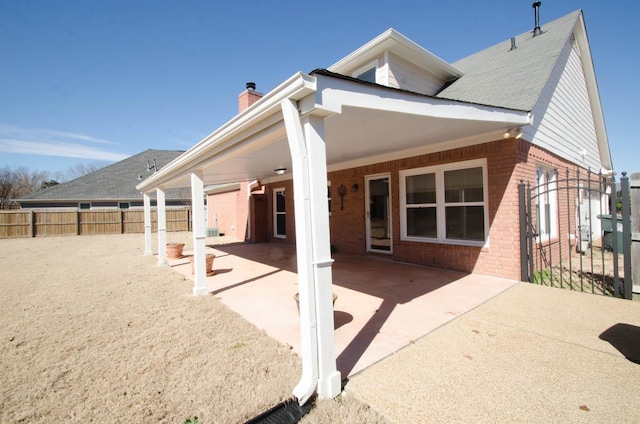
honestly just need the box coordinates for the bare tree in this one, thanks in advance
[0,167,17,209]
[13,167,48,195]
[65,161,105,181]
[0,166,53,209]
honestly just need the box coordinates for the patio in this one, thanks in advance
[169,242,517,377]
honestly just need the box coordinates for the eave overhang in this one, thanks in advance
[137,72,530,192]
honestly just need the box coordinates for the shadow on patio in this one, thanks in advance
[169,242,517,377]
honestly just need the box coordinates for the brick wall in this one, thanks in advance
[259,138,594,280]
[207,183,250,240]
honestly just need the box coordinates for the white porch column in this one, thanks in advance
[302,114,341,399]
[191,171,208,296]
[281,99,340,405]
[143,192,152,256]
[156,187,167,266]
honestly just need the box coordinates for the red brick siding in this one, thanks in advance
[259,138,595,280]
[206,183,250,240]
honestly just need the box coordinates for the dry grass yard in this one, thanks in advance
[0,234,383,423]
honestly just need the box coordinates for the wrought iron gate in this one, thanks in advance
[518,169,632,299]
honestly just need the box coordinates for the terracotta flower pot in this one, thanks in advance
[166,243,185,259]
[189,254,216,276]
[294,293,338,315]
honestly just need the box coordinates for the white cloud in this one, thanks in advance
[0,124,129,161]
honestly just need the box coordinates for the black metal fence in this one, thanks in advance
[519,169,632,299]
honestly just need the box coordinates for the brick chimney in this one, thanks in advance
[238,82,263,112]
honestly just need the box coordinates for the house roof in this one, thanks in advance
[437,10,582,111]
[17,149,188,203]
[329,28,462,82]
[136,9,611,192]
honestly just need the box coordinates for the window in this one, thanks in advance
[118,202,130,209]
[352,61,378,83]
[273,188,286,238]
[400,159,488,246]
[79,203,91,210]
[327,182,332,215]
[535,166,557,240]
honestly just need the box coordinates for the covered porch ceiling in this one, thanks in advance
[137,71,530,192]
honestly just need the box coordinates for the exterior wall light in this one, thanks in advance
[274,168,287,175]
[503,127,523,139]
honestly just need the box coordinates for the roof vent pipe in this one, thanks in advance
[509,37,517,51]
[246,82,256,91]
[532,2,543,36]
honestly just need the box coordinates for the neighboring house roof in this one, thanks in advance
[437,10,581,111]
[17,149,188,204]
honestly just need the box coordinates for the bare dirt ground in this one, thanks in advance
[533,249,629,297]
[0,234,383,423]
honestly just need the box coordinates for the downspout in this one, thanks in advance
[281,98,319,405]
[247,180,259,241]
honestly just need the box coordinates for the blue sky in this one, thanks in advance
[1,1,638,178]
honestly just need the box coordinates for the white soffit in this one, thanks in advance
[138,73,529,190]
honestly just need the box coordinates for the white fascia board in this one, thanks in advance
[314,74,530,125]
[136,72,317,193]
[329,28,463,81]
[575,13,612,171]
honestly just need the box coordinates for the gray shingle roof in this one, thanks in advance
[17,149,187,202]
[436,10,581,111]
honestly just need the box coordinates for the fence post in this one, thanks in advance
[518,180,528,281]
[631,172,640,296]
[31,210,36,238]
[620,172,632,299]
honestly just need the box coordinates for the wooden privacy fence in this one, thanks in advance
[0,209,192,238]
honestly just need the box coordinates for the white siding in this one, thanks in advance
[386,52,447,96]
[525,34,602,171]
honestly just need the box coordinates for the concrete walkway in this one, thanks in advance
[348,283,640,423]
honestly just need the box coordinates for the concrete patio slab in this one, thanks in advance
[347,283,640,423]
[169,242,517,377]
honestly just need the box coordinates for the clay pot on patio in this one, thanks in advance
[189,254,216,276]
[166,243,185,259]
[294,292,338,315]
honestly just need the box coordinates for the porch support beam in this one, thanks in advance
[191,171,208,296]
[143,192,152,256]
[303,114,341,399]
[281,98,341,405]
[156,187,167,266]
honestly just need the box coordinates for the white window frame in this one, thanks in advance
[535,166,558,242]
[352,60,378,83]
[399,158,489,247]
[273,188,286,239]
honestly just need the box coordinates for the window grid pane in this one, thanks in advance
[406,173,436,205]
[445,206,485,241]
[444,167,483,203]
[407,207,437,238]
